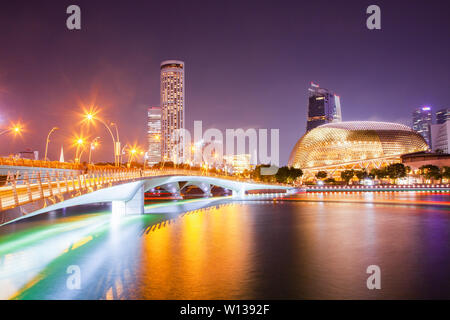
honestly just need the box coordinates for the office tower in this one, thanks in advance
[431,121,450,153]
[160,60,185,163]
[306,82,342,132]
[147,106,162,165]
[412,106,432,147]
[436,107,450,124]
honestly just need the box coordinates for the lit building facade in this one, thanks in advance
[306,82,342,132]
[224,154,251,174]
[147,106,162,165]
[288,121,429,179]
[412,106,432,148]
[161,60,185,163]
[436,107,450,124]
[431,121,450,153]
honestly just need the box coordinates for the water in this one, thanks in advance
[0,192,449,299]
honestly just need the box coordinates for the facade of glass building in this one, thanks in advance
[161,60,185,163]
[412,106,432,147]
[288,121,429,171]
[431,121,450,153]
[436,107,450,125]
[306,82,342,132]
[147,106,162,165]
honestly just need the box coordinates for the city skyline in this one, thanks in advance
[0,0,449,165]
[1,0,450,305]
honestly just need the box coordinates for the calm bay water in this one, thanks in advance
[0,192,449,299]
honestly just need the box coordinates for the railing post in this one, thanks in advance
[46,171,53,197]
[56,172,62,195]
[71,172,76,191]
[24,172,32,202]
[11,175,19,206]
[37,171,44,199]
[85,173,90,189]
[64,172,69,192]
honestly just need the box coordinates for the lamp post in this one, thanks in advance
[85,112,119,166]
[120,144,129,166]
[127,148,137,167]
[0,125,22,137]
[75,138,85,163]
[111,122,121,167]
[44,127,59,161]
[88,136,100,164]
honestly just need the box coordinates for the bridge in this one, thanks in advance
[0,159,295,226]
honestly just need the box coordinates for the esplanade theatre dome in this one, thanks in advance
[288,121,429,169]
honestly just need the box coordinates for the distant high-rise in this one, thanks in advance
[412,106,432,147]
[147,106,162,165]
[431,121,450,153]
[160,60,185,163]
[436,107,450,124]
[306,82,342,132]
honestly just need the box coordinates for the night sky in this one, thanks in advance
[0,0,449,164]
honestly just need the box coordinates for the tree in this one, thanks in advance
[315,171,327,180]
[419,165,442,182]
[370,167,388,180]
[442,166,450,180]
[275,166,303,184]
[287,167,303,183]
[355,169,368,181]
[341,170,355,184]
[252,164,281,182]
[385,163,407,183]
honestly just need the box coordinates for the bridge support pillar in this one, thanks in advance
[232,189,246,198]
[112,184,144,215]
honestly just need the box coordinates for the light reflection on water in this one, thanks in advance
[0,192,449,299]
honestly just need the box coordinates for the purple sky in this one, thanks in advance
[0,0,449,165]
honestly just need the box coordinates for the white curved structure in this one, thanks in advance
[1,175,294,226]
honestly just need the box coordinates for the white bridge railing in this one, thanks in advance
[0,168,285,211]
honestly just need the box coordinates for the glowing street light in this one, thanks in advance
[83,110,120,166]
[73,136,86,163]
[0,123,23,137]
[88,136,101,164]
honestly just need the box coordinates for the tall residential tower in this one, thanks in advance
[160,60,185,163]
[147,106,162,165]
[306,82,342,132]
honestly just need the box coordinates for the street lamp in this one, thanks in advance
[84,111,120,167]
[44,127,59,161]
[120,144,129,166]
[74,138,85,163]
[127,148,137,167]
[88,136,100,164]
[0,124,23,137]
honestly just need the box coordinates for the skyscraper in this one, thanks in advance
[436,107,450,124]
[160,60,185,163]
[147,106,162,166]
[412,106,432,147]
[306,82,342,132]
